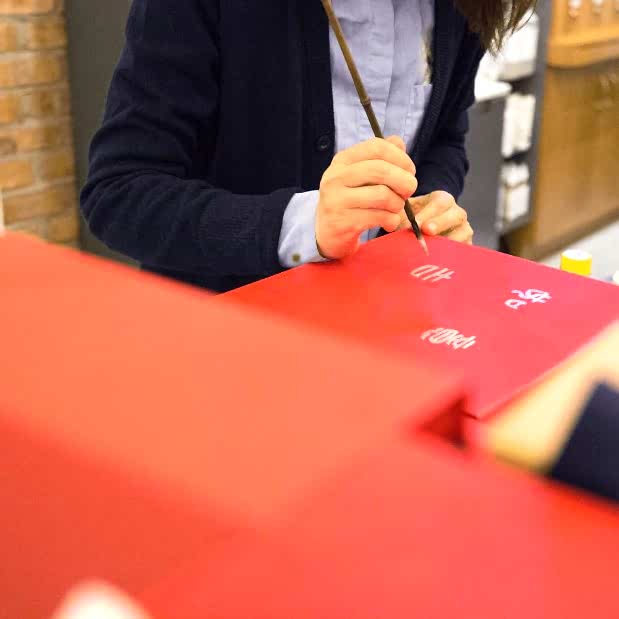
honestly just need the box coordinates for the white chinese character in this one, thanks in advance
[421,328,476,350]
[512,289,552,304]
[411,265,454,283]
[505,299,528,310]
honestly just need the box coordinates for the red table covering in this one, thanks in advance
[144,437,619,619]
[226,232,619,418]
[0,233,462,618]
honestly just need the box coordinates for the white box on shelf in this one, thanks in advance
[502,93,537,158]
[474,78,512,103]
[499,163,531,224]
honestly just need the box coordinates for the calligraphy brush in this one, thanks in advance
[320,0,429,255]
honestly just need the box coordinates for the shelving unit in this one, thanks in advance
[503,149,533,164]
[459,95,506,250]
[499,3,553,242]
[461,5,552,250]
[508,0,619,260]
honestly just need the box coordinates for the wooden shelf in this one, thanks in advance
[548,27,619,67]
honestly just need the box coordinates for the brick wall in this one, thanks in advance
[0,0,78,245]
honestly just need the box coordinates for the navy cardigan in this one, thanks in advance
[550,384,619,503]
[82,0,485,292]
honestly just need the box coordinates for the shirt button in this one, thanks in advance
[315,134,332,152]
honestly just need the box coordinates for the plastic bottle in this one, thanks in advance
[560,249,592,277]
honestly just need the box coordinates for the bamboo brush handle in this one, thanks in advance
[319,0,428,253]
[320,0,382,137]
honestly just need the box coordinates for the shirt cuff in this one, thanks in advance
[278,191,328,268]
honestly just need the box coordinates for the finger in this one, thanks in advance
[413,192,461,232]
[333,137,416,175]
[444,222,474,244]
[385,135,406,152]
[397,207,412,230]
[423,205,468,236]
[413,192,456,227]
[51,583,152,619]
[339,160,417,200]
[340,185,407,214]
[335,208,401,235]
[406,193,435,216]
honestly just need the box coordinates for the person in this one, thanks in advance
[49,329,619,619]
[82,0,534,292]
[50,582,151,619]
[487,322,619,502]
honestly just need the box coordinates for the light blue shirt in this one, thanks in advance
[278,0,435,267]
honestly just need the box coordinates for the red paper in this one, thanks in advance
[226,232,619,418]
[144,439,619,619]
[0,234,463,618]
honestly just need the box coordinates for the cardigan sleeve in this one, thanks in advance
[80,0,297,278]
[549,384,619,503]
[415,33,486,201]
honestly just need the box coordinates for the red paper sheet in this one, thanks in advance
[0,233,463,618]
[226,232,619,418]
[144,439,619,619]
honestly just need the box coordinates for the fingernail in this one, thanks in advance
[427,223,437,234]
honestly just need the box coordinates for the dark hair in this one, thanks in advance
[455,0,538,50]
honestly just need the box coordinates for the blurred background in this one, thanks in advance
[0,0,617,278]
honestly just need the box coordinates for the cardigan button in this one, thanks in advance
[315,134,333,152]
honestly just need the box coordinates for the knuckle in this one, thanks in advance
[390,195,404,214]
[386,213,401,231]
[339,194,354,211]
[434,190,454,206]
[319,175,333,191]
[321,202,334,217]
[321,167,342,188]
[390,194,405,214]
[370,137,383,148]
[377,184,392,207]
[322,194,343,215]
[331,152,345,166]
[386,135,401,149]
[332,217,351,235]
[370,137,386,159]
[392,172,412,198]
[368,161,387,186]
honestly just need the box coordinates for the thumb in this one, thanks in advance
[51,582,153,619]
[385,135,406,152]
[397,208,412,231]
[407,193,432,214]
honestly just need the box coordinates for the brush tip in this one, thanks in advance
[418,236,429,256]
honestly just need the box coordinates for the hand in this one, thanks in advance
[399,191,473,244]
[316,136,418,260]
[486,322,619,472]
[51,582,153,619]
